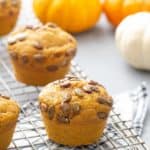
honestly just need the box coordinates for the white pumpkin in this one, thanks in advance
[115,12,150,70]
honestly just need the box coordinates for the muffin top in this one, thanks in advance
[0,94,20,131]
[7,23,77,69]
[0,0,20,18]
[39,76,113,124]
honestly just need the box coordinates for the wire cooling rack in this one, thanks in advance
[0,45,149,150]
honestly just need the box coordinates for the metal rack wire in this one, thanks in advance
[0,46,149,150]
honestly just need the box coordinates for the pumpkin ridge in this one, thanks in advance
[33,0,50,23]
[45,0,56,23]
[61,0,70,30]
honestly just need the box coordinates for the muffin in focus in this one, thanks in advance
[0,94,20,150]
[39,76,113,146]
[0,0,20,36]
[7,23,77,86]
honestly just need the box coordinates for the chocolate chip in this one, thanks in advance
[46,65,58,72]
[48,106,55,119]
[10,52,18,60]
[72,103,80,115]
[8,37,16,45]
[97,112,108,119]
[97,97,113,107]
[66,48,77,57]
[60,81,71,88]
[83,85,93,94]
[74,88,84,97]
[56,114,70,123]
[33,54,45,63]
[21,55,29,64]
[40,103,48,112]
[33,42,43,50]
[62,93,72,103]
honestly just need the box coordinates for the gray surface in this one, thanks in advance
[74,16,150,147]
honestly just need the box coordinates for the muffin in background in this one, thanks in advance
[0,0,21,36]
[7,23,77,86]
[39,76,113,146]
[0,94,20,150]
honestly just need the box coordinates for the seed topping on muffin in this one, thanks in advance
[96,97,113,107]
[21,55,29,64]
[62,92,72,103]
[33,54,45,63]
[48,106,55,119]
[46,65,58,72]
[10,52,18,60]
[0,94,10,100]
[97,112,108,119]
[40,103,48,112]
[39,77,113,123]
[32,42,43,50]
[60,81,71,88]
[74,88,84,97]
[7,22,77,85]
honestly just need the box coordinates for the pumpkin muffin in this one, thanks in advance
[0,0,20,36]
[0,94,20,150]
[7,23,77,86]
[39,76,113,146]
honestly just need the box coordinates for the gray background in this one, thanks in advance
[75,16,150,147]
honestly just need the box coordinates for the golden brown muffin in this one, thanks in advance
[7,23,77,86]
[39,76,113,146]
[0,94,20,150]
[0,0,20,36]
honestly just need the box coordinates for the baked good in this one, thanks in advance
[7,23,77,86]
[0,0,20,36]
[0,94,20,150]
[39,76,113,146]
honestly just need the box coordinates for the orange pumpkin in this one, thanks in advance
[103,0,150,26]
[33,0,101,33]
